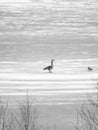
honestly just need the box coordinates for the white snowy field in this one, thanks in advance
[0,59,98,106]
[0,59,98,130]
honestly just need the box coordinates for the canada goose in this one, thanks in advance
[43,59,54,73]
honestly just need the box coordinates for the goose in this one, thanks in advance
[88,67,93,71]
[43,59,54,73]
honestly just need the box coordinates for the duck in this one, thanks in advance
[88,67,93,71]
[43,59,54,73]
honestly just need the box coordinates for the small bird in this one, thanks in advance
[88,67,93,71]
[43,59,54,73]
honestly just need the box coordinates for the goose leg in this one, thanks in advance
[49,70,52,73]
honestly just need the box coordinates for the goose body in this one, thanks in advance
[43,59,54,73]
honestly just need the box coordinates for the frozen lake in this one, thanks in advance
[0,59,98,105]
[0,0,98,104]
